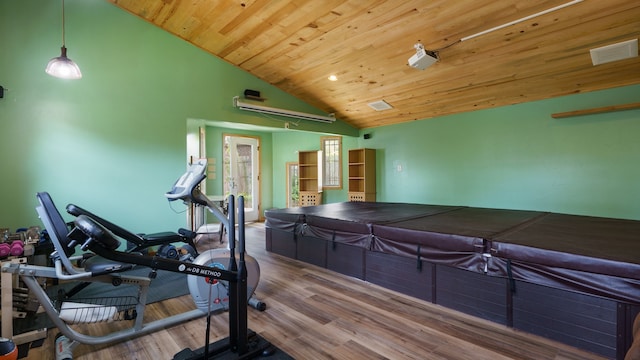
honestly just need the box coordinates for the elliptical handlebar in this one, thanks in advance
[165,159,232,233]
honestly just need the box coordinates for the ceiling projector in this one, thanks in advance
[408,43,438,70]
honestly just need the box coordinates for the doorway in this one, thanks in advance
[223,135,260,221]
[286,162,299,207]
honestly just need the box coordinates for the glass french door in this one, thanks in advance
[223,135,259,222]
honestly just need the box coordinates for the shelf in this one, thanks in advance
[347,148,376,201]
[298,150,322,203]
[551,102,640,119]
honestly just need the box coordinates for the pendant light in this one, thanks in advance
[45,0,82,79]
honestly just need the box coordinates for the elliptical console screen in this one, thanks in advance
[165,159,207,202]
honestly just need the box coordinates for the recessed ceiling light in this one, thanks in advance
[328,74,338,81]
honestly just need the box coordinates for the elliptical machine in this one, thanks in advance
[164,159,264,313]
[71,160,287,359]
[62,159,264,313]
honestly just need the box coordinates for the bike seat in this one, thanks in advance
[72,215,134,276]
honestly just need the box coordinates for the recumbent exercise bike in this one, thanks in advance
[2,160,272,360]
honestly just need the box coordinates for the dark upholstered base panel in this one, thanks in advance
[266,227,296,259]
[621,305,640,360]
[512,281,618,359]
[435,265,509,326]
[327,242,366,280]
[365,251,434,302]
[297,235,327,268]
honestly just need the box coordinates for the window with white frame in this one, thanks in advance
[321,136,342,189]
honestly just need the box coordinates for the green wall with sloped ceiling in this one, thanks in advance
[266,83,640,220]
[353,84,640,220]
[1,0,638,234]
[0,0,355,231]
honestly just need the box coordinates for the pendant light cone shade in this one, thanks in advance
[45,46,82,79]
[45,0,82,79]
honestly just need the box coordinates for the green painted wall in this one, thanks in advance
[0,0,354,231]
[268,84,640,220]
[353,84,640,220]
[1,0,639,233]
[270,131,359,208]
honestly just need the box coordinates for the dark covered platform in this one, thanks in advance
[265,202,640,360]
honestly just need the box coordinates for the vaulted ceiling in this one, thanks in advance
[108,0,640,129]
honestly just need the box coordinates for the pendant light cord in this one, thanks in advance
[61,0,66,47]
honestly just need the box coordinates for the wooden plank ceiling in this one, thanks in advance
[108,0,640,129]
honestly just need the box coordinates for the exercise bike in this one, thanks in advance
[73,195,281,359]
[1,161,268,359]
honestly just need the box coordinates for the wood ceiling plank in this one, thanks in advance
[221,1,350,64]
[109,0,640,129]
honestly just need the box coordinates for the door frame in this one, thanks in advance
[223,133,261,222]
[286,161,299,207]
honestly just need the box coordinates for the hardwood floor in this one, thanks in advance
[26,223,607,360]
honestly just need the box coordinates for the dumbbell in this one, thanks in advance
[0,243,9,259]
[9,240,24,257]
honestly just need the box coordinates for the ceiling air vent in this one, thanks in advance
[368,100,393,111]
[590,39,638,66]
